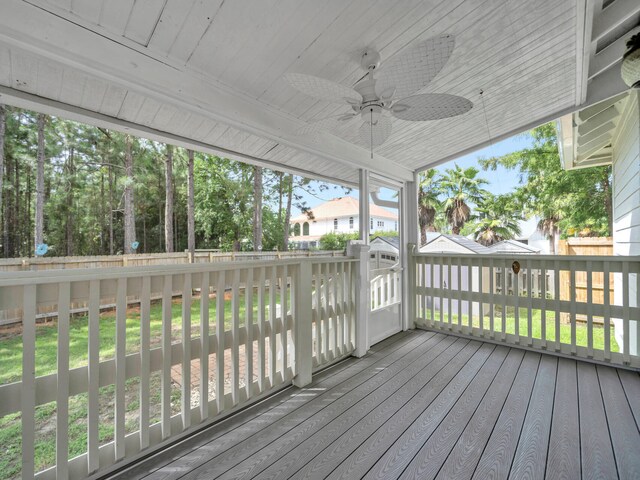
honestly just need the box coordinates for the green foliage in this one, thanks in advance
[480,123,612,239]
[440,164,489,235]
[471,193,523,246]
[318,231,359,250]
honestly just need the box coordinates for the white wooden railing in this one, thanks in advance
[412,251,640,369]
[0,256,357,479]
[370,267,401,311]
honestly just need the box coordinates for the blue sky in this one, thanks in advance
[291,133,534,216]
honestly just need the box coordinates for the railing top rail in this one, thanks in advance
[0,256,357,287]
[412,251,640,263]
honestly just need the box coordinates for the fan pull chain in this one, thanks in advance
[480,89,493,148]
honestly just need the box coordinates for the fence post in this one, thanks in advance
[406,243,417,329]
[348,241,370,357]
[293,261,313,387]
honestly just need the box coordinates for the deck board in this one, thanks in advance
[118,329,640,480]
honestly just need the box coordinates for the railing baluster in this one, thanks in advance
[282,264,289,381]
[336,261,344,355]
[245,267,254,399]
[182,273,192,428]
[514,268,520,342]
[139,276,151,447]
[345,261,352,351]
[501,262,506,341]
[56,282,70,478]
[586,260,593,358]
[554,260,561,352]
[604,261,611,361]
[88,279,100,473]
[457,257,462,329]
[489,258,494,338]
[115,278,127,460]
[447,256,452,327]
[623,262,630,364]
[429,258,435,326]
[570,262,577,355]
[231,268,240,405]
[526,260,533,345]
[22,284,36,480]
[199,272,210,420]
[269,266,277,386]
[541,261,547,349]
[331,262,339,357]
[478,259,483,333]
[216,271,226,412]
[162,275,173,438]
[257,267,266,392]
[323,262,331,360]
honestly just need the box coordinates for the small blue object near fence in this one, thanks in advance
[131,241,139,250]
[35,244,48,256]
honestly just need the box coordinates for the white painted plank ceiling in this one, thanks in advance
[0,0,583,184]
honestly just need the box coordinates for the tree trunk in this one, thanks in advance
[0,105,4,253]
[187,149,195,261]
[4,147,11,257]
[100,169,105,253]
[253,165,263,251]
[35,113,45,251]
[65,146,74,256]
[123,134,136,254]
[283,174,293,251]
[164,145,174,252]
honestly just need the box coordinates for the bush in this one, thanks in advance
[319,232,360,250]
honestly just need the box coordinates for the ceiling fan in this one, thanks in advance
[283,35,473,155]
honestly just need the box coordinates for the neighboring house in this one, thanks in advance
[487,239,541,254]
[515,217,555,254]
[419,234,491,317]
[289,196,398,248]
[369,236,399,269]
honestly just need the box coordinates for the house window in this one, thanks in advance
[349,217,354,229]
[370,219,373,230]
[377,220,384,227]
[303,222,309,236]
[334,218,338,230]
[293,223,300,236]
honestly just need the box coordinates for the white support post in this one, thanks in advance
[293,261,313,387]
[358,169,370,245]
[402,175,419,331]
[348,242,370,357]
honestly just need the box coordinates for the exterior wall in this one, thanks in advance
[612,91,640,354]
[293,215,397,238]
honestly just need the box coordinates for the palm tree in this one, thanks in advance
[473,194,522,246]
[538,213,561,254]
[440,164,489,235]
[418,169,441,245]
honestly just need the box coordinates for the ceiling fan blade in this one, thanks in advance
[376,35,455,100]
[358,115,392,148]
[284,73,362,104]
[391,93,473,121]
[295,112,357,136]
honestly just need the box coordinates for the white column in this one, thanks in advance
[401,175,419,331]
[293,261,313,387]
[359,169,370,244]
[348,241,370,357]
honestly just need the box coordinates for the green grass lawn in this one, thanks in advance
[0,290,287,478]
[421,307,620,352]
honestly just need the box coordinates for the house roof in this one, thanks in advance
[420,233,493,254]
[291,197,397,223]
[487,239,540,254]
[370,236,400,251]
[1,2,629,186]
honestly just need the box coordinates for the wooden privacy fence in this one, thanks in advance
[0,250,344,326]
[0,256,358,479]
[412,251,640,369]
[559,237,614,323]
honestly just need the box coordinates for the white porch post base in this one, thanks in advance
[293,261,313,387]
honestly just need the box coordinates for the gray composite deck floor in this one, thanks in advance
[116,329,640,480]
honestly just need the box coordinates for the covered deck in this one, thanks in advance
[116,329,640,480]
